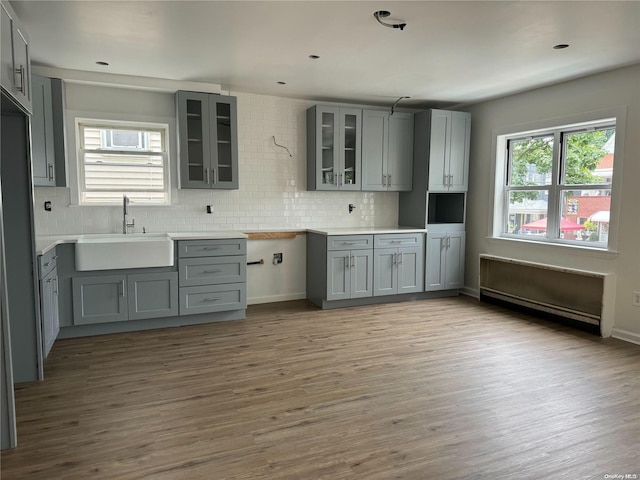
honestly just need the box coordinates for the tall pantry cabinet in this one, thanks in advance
[399,109,471,293]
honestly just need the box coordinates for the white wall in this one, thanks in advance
[463,64,640,342]
[32,81,400,304]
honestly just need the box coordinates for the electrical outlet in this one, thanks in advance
[633,291,640,307]
[273,253,283,265]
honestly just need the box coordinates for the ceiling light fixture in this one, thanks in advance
[390,96,410,116]
[553,44,570,49]
[373,11,406,31]
[95,61,109,66]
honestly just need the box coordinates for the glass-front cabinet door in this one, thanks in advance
[339,108,361,191]
[209,96,239,189]
[177,91,238,190]
[307,105,361,191]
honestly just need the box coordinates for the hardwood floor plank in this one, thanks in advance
[2,297,639,479]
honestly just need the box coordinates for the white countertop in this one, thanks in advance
[36,227,426,255]
[306,227,427,236]
[36,231,247,255]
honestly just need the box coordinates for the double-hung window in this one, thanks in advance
[77,119,170,205]
[502,119,615,248]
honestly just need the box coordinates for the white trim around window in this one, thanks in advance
[490,107,626,252]
[74,118,171,206]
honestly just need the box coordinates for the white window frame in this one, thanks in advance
[76,118,171,206]
[491,108,626,252]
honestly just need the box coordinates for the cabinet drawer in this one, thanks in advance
[177,239,246,258]
[374,233,424,249]
[327,235,373,251]
[179,257,246,286]
[179,283,246,316]
[38,247,57,279]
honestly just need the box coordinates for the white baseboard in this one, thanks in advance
[611,328,640,346]
[248,293,307,305]
[460,287,479,299]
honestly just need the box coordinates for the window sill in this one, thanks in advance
[486,236,618,260]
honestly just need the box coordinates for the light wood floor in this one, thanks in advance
[2,297,639,479]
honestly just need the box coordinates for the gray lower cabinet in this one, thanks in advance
[40,268,59,358]
[179,283,246,316]
[73,274,128,325]
[127,272,179,321]
[73,272,178,325]
[177,238,247,316]
[373,233,424,296]
[31,74,55,186]
[327,249,373,300]
[425,229,465,291]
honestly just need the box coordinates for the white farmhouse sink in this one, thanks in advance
[75,233,174,271]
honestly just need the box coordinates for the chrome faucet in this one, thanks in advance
[122,195,135,234]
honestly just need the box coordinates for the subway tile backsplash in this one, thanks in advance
[34,92,399,236]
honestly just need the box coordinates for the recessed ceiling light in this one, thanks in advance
[96,61,109,66]
[553,44,570,50]
[277,81,286,85]
[308,55,320,60]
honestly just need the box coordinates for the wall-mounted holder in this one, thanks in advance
[349,203,356,214]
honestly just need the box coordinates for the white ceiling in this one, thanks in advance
[11,1,640,109]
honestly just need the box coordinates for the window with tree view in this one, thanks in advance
[504,120,615,247]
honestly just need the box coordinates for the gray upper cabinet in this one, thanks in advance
[72,271,179,324]
[362,110,413,192]
[31,75,55,186]
[427,110,471,192]
[0,1,31,113]
[307,105,361,191]
[177,91,238,190]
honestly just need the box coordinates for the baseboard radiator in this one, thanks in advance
[479,255,614,336]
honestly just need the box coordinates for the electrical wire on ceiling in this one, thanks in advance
[373,10,407,31]
[390,96,410,116]
[272,136,293,157]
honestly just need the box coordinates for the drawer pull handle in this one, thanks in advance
[202,246,220,250]
[202,269,221,274]
[202,297,220,303]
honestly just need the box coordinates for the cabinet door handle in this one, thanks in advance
[345,255,350,269]
[205,168,210,184]
[387,174,391,187]
[212,168,217,185]
[351,256,355,268]
[338,173,342,186]
[382,174,387,186]
[53,277,58,296]
[119,280,125,297]
[398,252,403,264]
[48,164,54,181]
[14,65,25,93]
